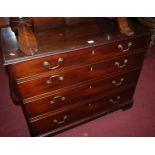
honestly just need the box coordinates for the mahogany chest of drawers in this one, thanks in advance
[1,18,150,136]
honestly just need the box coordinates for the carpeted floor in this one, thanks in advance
[0,46,155,137]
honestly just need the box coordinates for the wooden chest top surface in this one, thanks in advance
[1,18,150,65]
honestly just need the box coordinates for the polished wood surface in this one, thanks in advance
[9,17,33,30]
[33,17,65,32]
[23,69,140,118]
[9,18,38,55]
[138,18,155,28]
[30,86,135,136]
[1,18,150,65]
[17,23,38,55]
[0,17,9,28]
[7,17,137,57]
[17,52,144,99]
[138,17,155,47]
[11,35,148,79]
[1,18,150,136]
[117,17,134,36]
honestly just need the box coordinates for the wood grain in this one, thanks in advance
[17,23,38,55]
[17,52,144,99]
[29,86,135,136]
[12,35,148,79]
[1,18,150,65]
[23,69,140,118]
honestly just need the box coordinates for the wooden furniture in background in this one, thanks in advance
[117,17,134,36]
[1,18,150,136]
[9,18,38,55]
[138,17,155,47]
[0,17,9,28]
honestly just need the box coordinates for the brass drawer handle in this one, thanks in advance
[112,78,124,86]
[109,96,121,103]
[118,42,132,52]
[50,96,66,104]
[115,59,128,68]
[43,57,64,70]
[46,75,64,84]
[53,115,68,124]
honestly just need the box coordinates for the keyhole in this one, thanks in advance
[91,50,95,55]
[90,66,93,71]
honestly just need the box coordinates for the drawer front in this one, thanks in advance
[30,87,135,136]
[18,52,144,99]
[12,36,148,79]
[24,69,140,118]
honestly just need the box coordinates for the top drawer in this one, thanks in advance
[12,36,148,79]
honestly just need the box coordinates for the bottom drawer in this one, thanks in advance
[30,87,135,136]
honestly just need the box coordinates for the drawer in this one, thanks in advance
[23,69,140,118]
[29,87,135,136]
[18,52,144,99]
[12,36,148,79]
